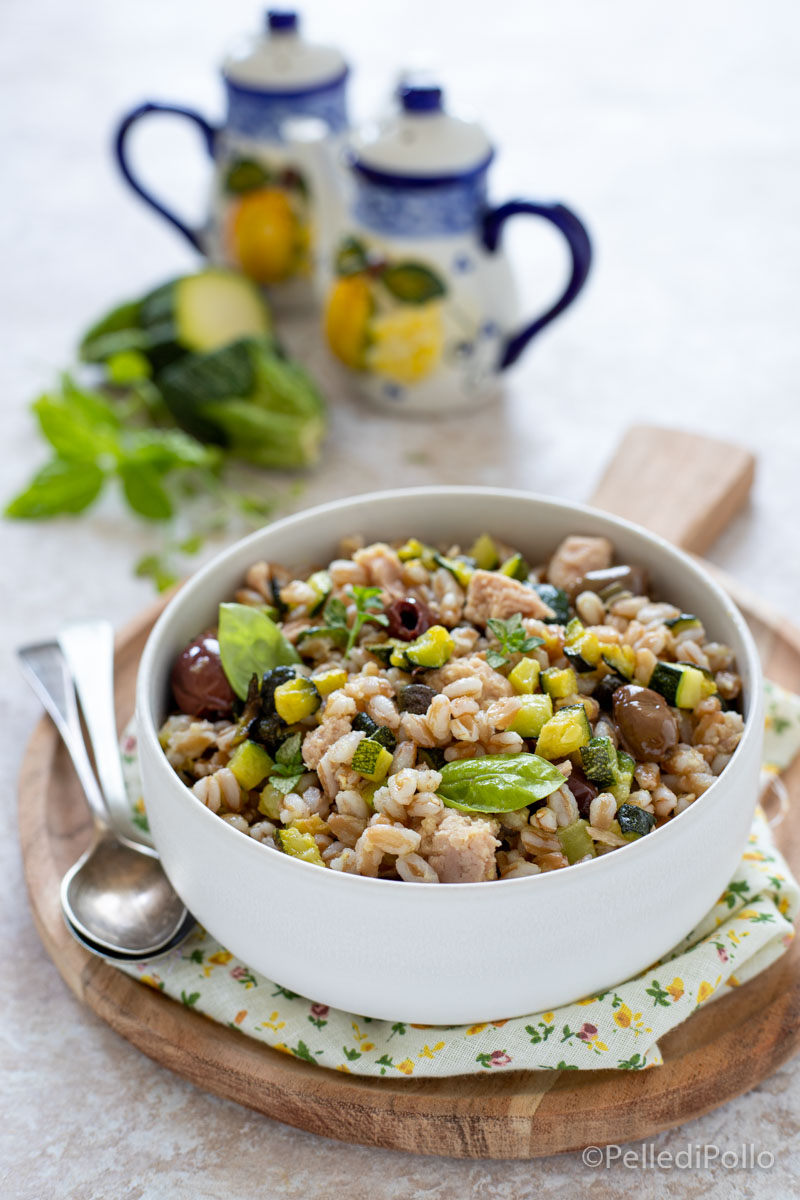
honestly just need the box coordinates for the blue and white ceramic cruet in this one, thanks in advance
[114,10,349,312]
[300,81,592,414]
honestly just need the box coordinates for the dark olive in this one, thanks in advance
[399,683,438,714]
[352,712,380,737]
[385,597,433,642]
[581,564,648,598]
[260,665,297,713]
[612,685,678,762]
[171,631,236,719]
[567,765,598,818]
[593,672,628,712]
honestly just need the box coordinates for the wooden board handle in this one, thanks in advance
[590,426,755,552]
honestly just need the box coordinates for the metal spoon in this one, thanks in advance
[18,638,192,958]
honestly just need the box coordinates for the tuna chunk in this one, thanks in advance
[353,543,405,596]
[464,569,554,626]
[547,535,613,598]
[424,810,500,883]
[302,716,352,769]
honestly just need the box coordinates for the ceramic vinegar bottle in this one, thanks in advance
[115,10,350,313]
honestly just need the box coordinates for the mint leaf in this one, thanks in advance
[5,458,105,518]
[134,554,177,593]
[273,733,304,773]
[486,613,544,668]
[33,394,118,463]
[118,460,173,520]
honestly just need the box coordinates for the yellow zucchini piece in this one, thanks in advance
[227,740,273,791]
[275,827,324,866]
[535,704,592,759]
[274,676,321,723]
[507,693,553,737]
[351,739,393,782]
[508,657,541,694]
[311,667,348,696]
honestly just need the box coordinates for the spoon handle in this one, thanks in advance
[17,642,111,834]
[58,620,135,839]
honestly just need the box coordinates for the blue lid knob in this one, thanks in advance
[267,10,298,32]
[400,84,443,113]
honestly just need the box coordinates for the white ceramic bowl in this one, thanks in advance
[136,487,763,1023]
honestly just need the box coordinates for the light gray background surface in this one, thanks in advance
[2,1,799,1196]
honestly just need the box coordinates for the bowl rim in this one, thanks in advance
[136,485,763,895]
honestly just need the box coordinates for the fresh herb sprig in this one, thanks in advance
[269,733,306,795]
[297,585,388,656]
[486,613,544,670]
[5,375,280,591]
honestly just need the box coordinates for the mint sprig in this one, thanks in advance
[297,586,388,657]
[486,613,544,669]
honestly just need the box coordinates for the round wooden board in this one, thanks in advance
[18,584,800,1160]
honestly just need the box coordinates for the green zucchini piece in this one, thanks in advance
[404,625,454,669]
[227,740,274,791]
[498,552,529,581]
[311,667,347,696]
[648,661,714,709]
[508,657,541,694]
[433,552,475,590]
[81,270,272,370]
[617,803,656,839]
[665,613,702,634]
[579,737,618,790]
[609,751,636,805]
[558,819,596,863]
[273,676,321,723]
[159,338,326,468]
[600,643,636,680]
[535,704,592,759]
[351,712,397,754]
[541,666,578,700]
[564,618,602,672]
[258,783,284,820]
[367,639,407,667]
[532,583,570,624]
[468,533,500,571]
[143,270,271,359]
[396,538,437,568]
[305,570,332,615]
[275,827,325,866]
[507,693,553,738]
[351,739,393,782]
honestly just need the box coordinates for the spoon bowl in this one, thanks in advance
[61,830,190,957]
[18,634,192,961]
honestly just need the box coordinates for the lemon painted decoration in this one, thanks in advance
[325,236,448,385]
[223,160,312,286]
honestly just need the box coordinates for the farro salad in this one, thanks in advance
[160,532,745,883]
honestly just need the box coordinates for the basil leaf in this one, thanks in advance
[380,263,447,305]
[118,461,173,521]
[275,732,303,769]
[218,602,300,700]
[436,753,566,814]
[270,773,303,795]
[5,458,105,518]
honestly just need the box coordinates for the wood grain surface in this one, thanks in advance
[591,425,756,553]
[17,430,800,1159]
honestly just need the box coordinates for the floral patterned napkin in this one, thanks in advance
[115,682,800,1077]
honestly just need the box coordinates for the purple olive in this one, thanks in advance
[567,765,598,818]
[612,685,678,762]
[171,630,236,719]
[385,597,433,642]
